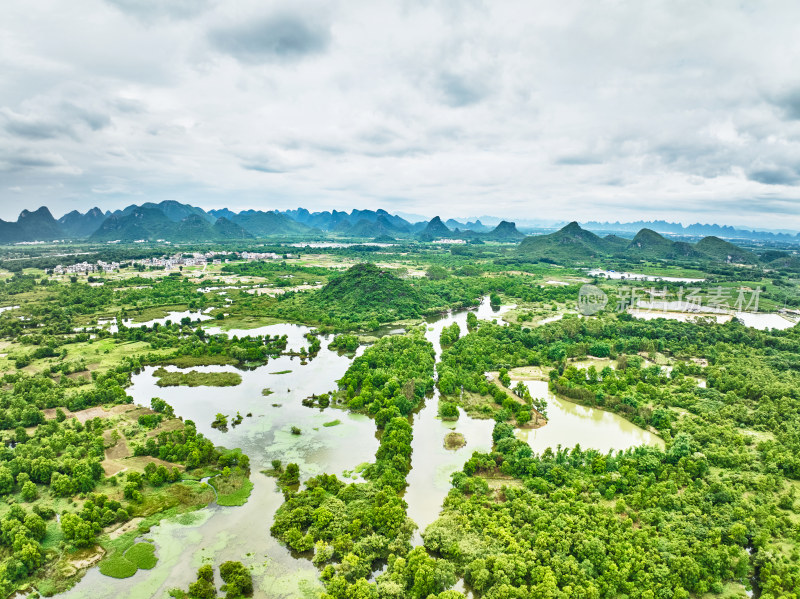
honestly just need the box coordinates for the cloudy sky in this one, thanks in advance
[2,1,800,228]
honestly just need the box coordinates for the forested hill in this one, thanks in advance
[312,263,425,320]
[516,221,763,265]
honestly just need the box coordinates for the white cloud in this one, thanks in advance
[0,0,799,228]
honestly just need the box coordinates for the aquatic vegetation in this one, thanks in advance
[153,368,242,388]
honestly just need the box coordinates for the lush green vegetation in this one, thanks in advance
[99,541,157,578]
[170,561,253,598]
[153,368,242,388]
[421,315,800,598]
[4,235,800,597]
[269,330,463,598]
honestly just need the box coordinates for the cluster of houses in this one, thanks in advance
[136,252,223,270]
[52,250,293,276]
[53,260,121,275]
[240,251,281,261]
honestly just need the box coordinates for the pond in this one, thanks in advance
[513,379,664,453]
[57,299,662,598]
[629,307,797,330]
[588,269,705,283]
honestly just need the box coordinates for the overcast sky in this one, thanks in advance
[2,1,800,228]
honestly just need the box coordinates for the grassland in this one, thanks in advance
[208,471,254,507]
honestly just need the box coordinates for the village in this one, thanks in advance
[49,250,289,276]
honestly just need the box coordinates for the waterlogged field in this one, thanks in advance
[52,301,665,599]
[2,242,800,598]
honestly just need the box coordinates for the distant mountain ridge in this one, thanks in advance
[581,219,799,242]
[0,200,533,244]
[0,200,798,248]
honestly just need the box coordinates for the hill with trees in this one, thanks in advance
[417,216,453,240]
[312,262,425,320]
[58,207,108,238]
[517,221,771,265]
[485,220,525,241]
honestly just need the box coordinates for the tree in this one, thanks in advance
[60,513,97,547]
[220,561,253,597]
[0,467,14,496]
[426,266,449,280]
[498,368,511,387]
[279,463,300,486]
[438,401,459,421]
[21,481,37,502]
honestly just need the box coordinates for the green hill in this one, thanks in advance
[313,263,424,320]
[626,229,701,259]
[213,217,252,240]
[58,207,107,238]
[417,217,452,240]
[171,214,217,241]
[517,222,611,261]
[231,210,313,237]
[603,234,630,253]
[768,255,800,271]
[516,222,760,265]
[19,207,63,240]
[347,215,409,238]
[90,206,171,241]
[485,221,524,242]
[90,209,252,242]
[695,236,758,264]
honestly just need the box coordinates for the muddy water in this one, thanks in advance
[404,298,509,535]
[58,303,661,598]
[124,309,214,329]
[514,379,664,453]
[60,325,375,599]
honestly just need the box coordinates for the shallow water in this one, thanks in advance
[57,298,661,598]
[734,311,796,330]
[629,307,796,330]
[124,310,214,329]
[405,301,499,536]
[60,327,374,599]
[514,379,664,453]
[588,269,705,283]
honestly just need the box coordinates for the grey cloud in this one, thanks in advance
[0,149,71,171]
[112,98,147,114]
[4,118,73,140]
[61,103,112,131]
[210,13,330,63]
[105,0,211,23]
[773,89,800,120]
[555,154,604,166]
[241,162,285,174]
[2,103,111,141]
[748,166,799,186]
[5,1,800,228]
[437,72,489,107]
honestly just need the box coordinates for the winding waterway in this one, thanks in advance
[58,298,662,598]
